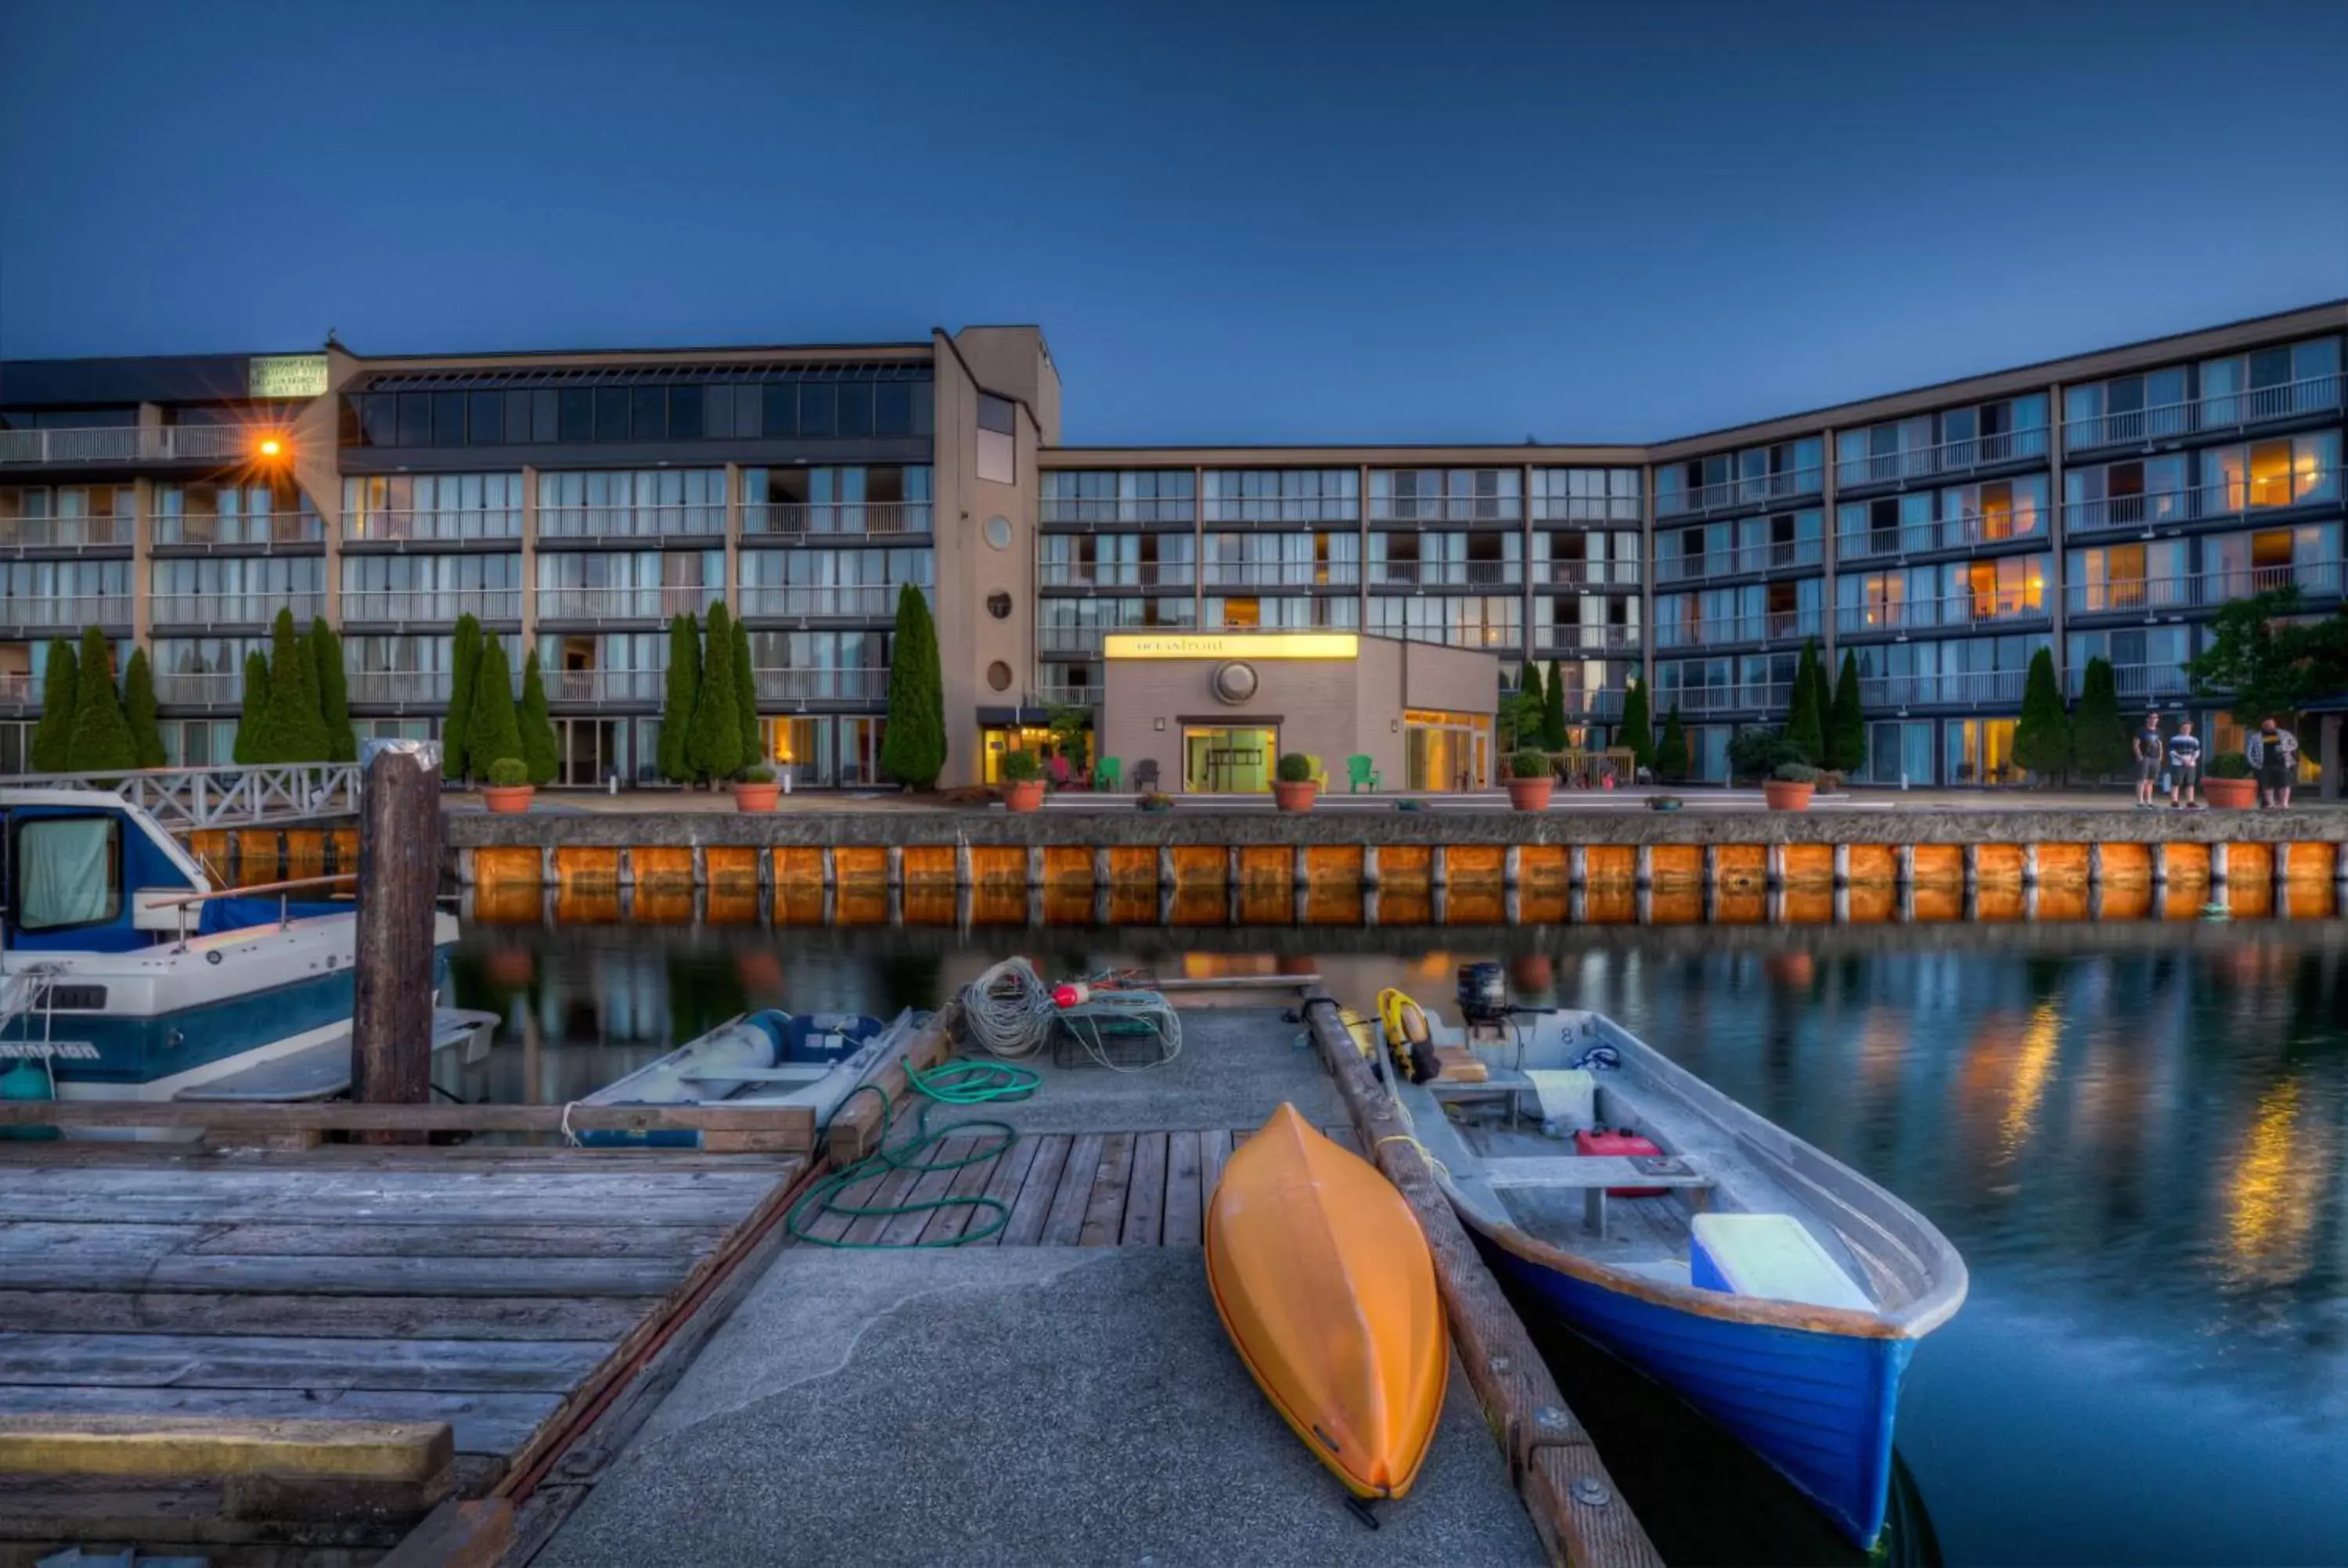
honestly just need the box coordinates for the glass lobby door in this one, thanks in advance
[1182,726,1274,793]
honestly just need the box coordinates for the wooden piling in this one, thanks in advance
[352,750,441,1131]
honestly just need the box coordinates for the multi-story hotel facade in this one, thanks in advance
[1,300,2339,789]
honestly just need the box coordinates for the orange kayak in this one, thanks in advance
[1205,1103,1449,1499]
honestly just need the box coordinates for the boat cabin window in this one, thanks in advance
[14,815,121,931]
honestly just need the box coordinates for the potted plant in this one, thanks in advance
[1137,790,1175,813]
[1647,794,1684,812]
[482,757,535,815]
[1506,749,1554,811]
[2204,750,2258,809]
[999,749,1046,813]
[1764,761,1820,811]
[733,764,780,812]
[1273,752,1318,811]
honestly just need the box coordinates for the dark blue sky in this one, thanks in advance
[4,0,2343,444]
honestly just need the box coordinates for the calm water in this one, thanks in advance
[445,920,2348,1566]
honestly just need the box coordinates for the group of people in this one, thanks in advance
[2133,714,2301,809]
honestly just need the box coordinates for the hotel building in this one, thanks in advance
[0,301,2339,789]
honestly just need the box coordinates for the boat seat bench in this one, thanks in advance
[1480,1153,1713,1239]
[677,1064,833,1084]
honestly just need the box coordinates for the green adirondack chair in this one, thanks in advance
[1094,756,1123,792]
[1346,754,1380,793]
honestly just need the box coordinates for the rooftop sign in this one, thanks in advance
[1103,632,1360,661]
[247,354,330,400]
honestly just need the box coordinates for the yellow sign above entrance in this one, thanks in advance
[1104,631,1359,661]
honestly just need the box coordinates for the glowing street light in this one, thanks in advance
[257,437,284,459]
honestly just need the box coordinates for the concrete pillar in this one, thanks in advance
[1029,845,1047,889]
[722,462,743,617]
[1634,844,1653,890]
[1569,886,1587,924]
[1361,844,1380,888]
[1568,844,1587,889]
[131,476,154,650]
[2087,843,2102,887]
[617,847,634,890]
[1095,846,1113,888]
[1430,846,1449,890]
[1896,843,1915,886]
[541,844,556,887]
[1158,843,1176,889]
[1702,843,1717,892]
[820,846,836,889]
[519,465,538,659]
[956,841,974,889]
[1832,843,1851,888]
[692,845,708,887]
[2210,842,2230,885]
[887,845,904,888]
[1766,843,1786,889]
[2022,843,2040,887]
[2272,842,2290,886]
[1294,845,1311,887]
[1226,844,1241,890]
[1504,845,1522,890]
[2152,842,2170,884]
[456,846,477,886]
[758,844,774,890]
[1963,843,1980,889]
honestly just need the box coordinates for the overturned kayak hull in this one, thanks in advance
[1205,1102,1447,1499]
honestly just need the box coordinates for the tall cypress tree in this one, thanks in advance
[31,638,77,772]
[1656,703,1691,782]
[658,613,700,784]
[2071,656,2131,782]
[1825,649,1866,775]
[1618,676,1654,769]
[1784,638,1826,764]
[518,649,560,786]
[1514,662,1546,750]
[443,614,483,782]
[689,602,744,781]
[1542,658,1568,750]
[2014,646,2069,784]
[879,583,945,788]
[123,647,167,769]
[261,608,330,761]
[730,613,760,768]
[310,617,356,762]
[233,649,270,765]
[65,627,136,772]
[470,637,523,771]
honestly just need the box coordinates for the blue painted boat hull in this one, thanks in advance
[1467,1221,1912,1549]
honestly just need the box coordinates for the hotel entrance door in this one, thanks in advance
[1181,725,1275,793]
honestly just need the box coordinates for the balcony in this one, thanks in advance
[1656,466,1824,519]
[1039,498,1194,526]
[1533,498,1644,525]
[538,504,725,541]
[153,513,325,548]
[0,671,36,712]
[737,583,909,620]
[149,592,326,630]
[153,671,243,708]
[1536,559,1640,588]
[1540,624,1642,654]
[0,595,130,631]
[344,509,522,544]
[1195,561,1359,589]
[1837,509,2047,562]
[1666,682,1792,716]
[2067,662,2191,700]
[742,501,931,539]
[1835,426,2050,491]
[1654,611,1819,649]
[339,588,523,625]
[1859,669,2028,708]
[1034,682,1100,708]
[1835,593,2050,636]
[1039,561,1192,589]
[1201,503,1359,527]
[753,667,889,703]
[2062,475,2340,535]
[0,424,291,468]
[347,670,455,706]
[1037,625,1118,655]
[547,668,665,704]
[1368,497,1522,523]
[1367,560,1521,588]
[1655,539,1823,583]
[0,515,133,551]
[2063,372,2345,453]
[2066,560,2343,617]
[535,585,716,623]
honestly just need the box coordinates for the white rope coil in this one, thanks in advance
[959,957,1059,1060]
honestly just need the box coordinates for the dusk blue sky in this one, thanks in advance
[4,0,2343,444]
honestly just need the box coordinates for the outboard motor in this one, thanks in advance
[1457,962,1509,1028]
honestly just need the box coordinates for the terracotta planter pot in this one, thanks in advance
[1003,779,1046,813]
[733,782,780,812]
[1762,779,1814,811]
[1506,777,1554,811]
[1273,780,1318,812]
[482,784,535,815]
[2202,775,2257,809]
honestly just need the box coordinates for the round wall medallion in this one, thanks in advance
[986,660,1014,692]
[1212,661,1258,704]
[986,591,1013,620]
[983,516,1012,550]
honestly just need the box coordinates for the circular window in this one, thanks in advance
[983,516,1013,550]
[987,660,1014,692]
[986,591,1013,620]
[1212,662,1259,704]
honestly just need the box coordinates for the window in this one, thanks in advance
[16,815,120,930]
[977,394,1016,484]
[2200,432,2339,512]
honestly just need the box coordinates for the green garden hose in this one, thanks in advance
[784,1058,1039,1247]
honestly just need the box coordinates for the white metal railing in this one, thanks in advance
[1532,498,1645,524]
[2063,372,2344,452]
[149,592,326,628]
[1195,561,1359,588]
[535,585,715,621]
[1835,593,2050,635]
[1037,625,1117,654]
[152,513,324,547]
[741,501,931,538]
[1666,682,1792,715]
[1536,559,1641,588]
[0,594,127,629]
[1033,682,1099,707]
[1654,611,1819,649]
[2062,475,2339,534]
[1655,539,1824,583]
[1835,426,2051,490]
[0,671,34,707]
[754,667,888,702]
[549,668,665,703]
[1201,503,1361,526]
[1039,561,1190,589]
[0,424,290,467]
[1658,465,1825,518]
[537,504,725,540]
[153,671,242,707]
[2066,662,2191,699]
[0,514,134,549]
[346,670,454,704]
[1367,560,1521,588]
[1540,624,1641,653]
[737,583,913,619]
[1368,496,1522,523]
[1039,498,1193,525]
[1860,670,2028,708]
[344,509,523,543]
[0,762,359,829]
[1835,509,2048,561]
[2066,560,2343,615]
[339,588,522,624]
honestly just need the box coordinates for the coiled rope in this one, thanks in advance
[960,957,1058,1060]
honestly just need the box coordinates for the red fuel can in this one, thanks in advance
[1575,1127,1667,1196]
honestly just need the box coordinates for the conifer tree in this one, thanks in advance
[1656,703,1691,782]
[689,602,744,781]
[2014,646,2069,783]
[1784,638,1826,764]
[1542,659,1568,750]
[65,627,136,772]
[261,608,330,761]
[518,650,560,786]
[879,583,945,788]
[731,613,760,768]
[233,650,269,765]
[1617,676,1654,770]
[443,615,483,782]
[124,647,167,769]
[31,638,77,772]
[469,637,523,772]
[1825,649,1866,775]
[658,613,700,784]
[2071,656,2131,782]
[309,617,356,762]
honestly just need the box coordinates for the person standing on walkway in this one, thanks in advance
[2249,717,2300,808]
[2134,714,2165,807]
[2166,720,2202,809]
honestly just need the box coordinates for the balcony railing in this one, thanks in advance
[149,592,326,629]
[1540,624,1642,653]
[1536,559,1640,588]
[537,504,725,541]
[548,668,666,703]
[1037,625,1119,655]
[0,424,291,467]
[1665,682,1792,715]
[1033,682,1100,708]
[1835,594,2051,635]
[2062,475,2340,535]
[153,513,325,548]
[0,514,134,549]
[1201,503,1360,526]
[1532,498,1645,524]
[0,671,36,709]
[2066,560,2343,616]
[347,670,455,705]
[2063,372,2344,453]
[1859,669,2028,708]
[1039,561,1191,589]
[1654,611,1819,649]
[737,583,909,620]
[344,509,523,543]
[153,671,242,707]
[753,667,889,703]
[0,594,129,630]
[2067,662,2191,699]
[1655,539,1823,583]
[1194,561,1359,588]
[1367,560,1521,588]
[1368,497,1522,523]
[1656,466,1824,519]
[741,501,931,539]
[535,585,717,622]
[1835,426,2050,491]
[1039,498,1194,526]
[339,588,523,624]
[1836,510,2047,561]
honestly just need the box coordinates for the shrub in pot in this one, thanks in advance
[1763,761,1820,812]
[999,749,1046,812]
[1137,790,1175,813]
[2204,750,2257,808]
[1728,728,1806,786]
[733,764,780,812]
[1506,748,1554,811]
[482,756,535,815]
[1273,751,1318,811]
